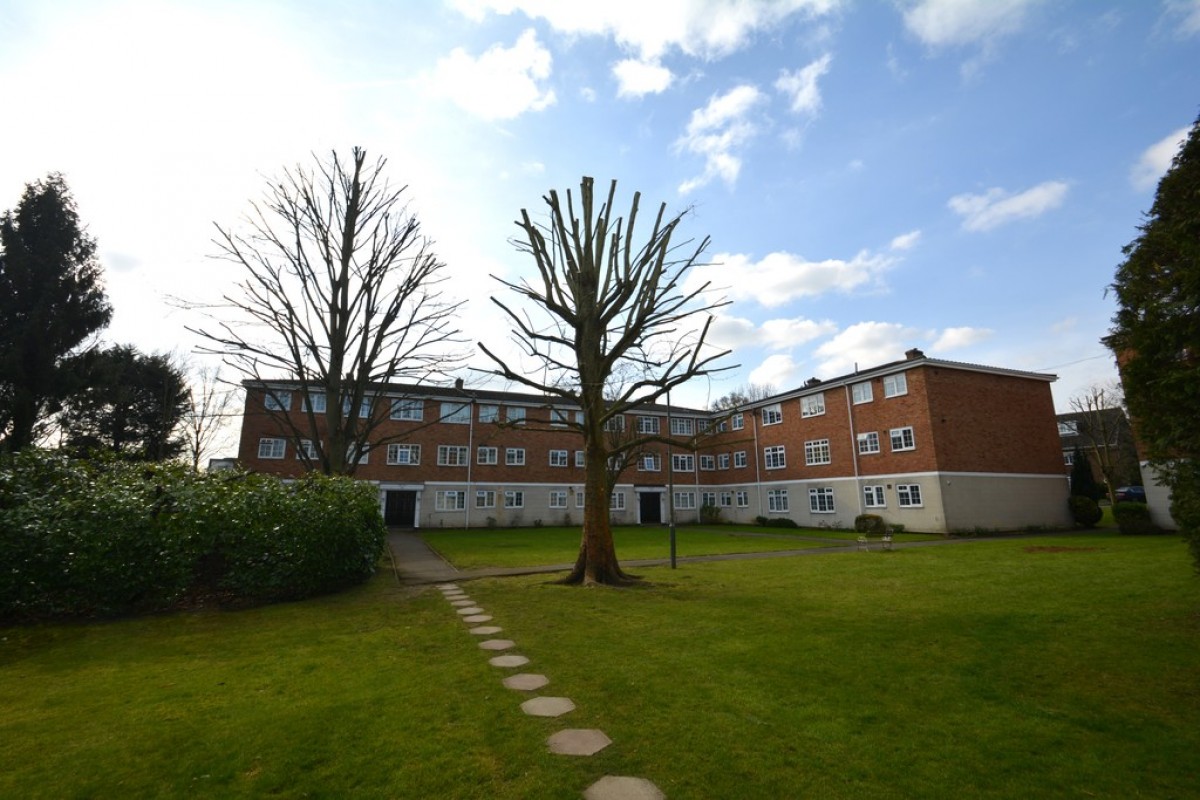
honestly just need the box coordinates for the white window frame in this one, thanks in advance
[852,381,873,404]
[857,431,880,455]
[670,417,694,436]
[437,445,469,466]
[734,451,748,469]
[1063,451,1075,466]
[603,415,625,432]
[863,485,886,508]
[506,448,526,466]
[346,443,369,465]
[897,484,923,508]
[550,408,570,427]
[699,454,716,471]
[639,454,661,472]
[735,490,749,508]
[549,449,569,467]
[719,491,733,508]
[264,391,291,411]
[258,437,286,459]
[674,491,696,510]
[804,439,831,466]
[504,490,524,509]
[763,445,786,470]
[883,372,908,398]
[477,446,498,465]
[478,404,500,423]
[475,490,495,509]
[761,404,782,426]
[386,443,420,466]
[441,401,470,424]
[671,453,694,472]
[296,439,317,460]
[767,488,789,513]
[342,396,372,419]
[1058,421,1079,436]
[391,399,422,421]
[701,491,718,508]
[436,490,466,511]
[800,393,825,418]
[574,450,585,467]
[890,426,916,452]
[576,492,585,509]
[549,490,568,509]
[718,453,730,470]
[303,392,326,414]
[506,406,526,423]
[637,416,660,435]
[610,491,626,511]
[731,412,744,431]
[809,487,836,514]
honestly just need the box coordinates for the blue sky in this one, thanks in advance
[1,0,1197,416]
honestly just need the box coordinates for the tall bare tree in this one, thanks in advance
[1067,382,1138,503]
[192,148,462,475]
[479,177,731,586]
[180,365,237,471]
[711,382,777,411]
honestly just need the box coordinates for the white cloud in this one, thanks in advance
[902,0,1037,48]
[450,0,841,61]
[1050,317,1077,334]
[685,249,894,308]
[1130,126,1188,191]
[675,84,765,194]
[947,180,1069,232]
[813,322,921,376]
[931,326,993,351]
[889,230,921,251]
[774,53,833,116]
[424,28,556,121]
[1164,0,1200,37]
[749,353,805,388]
[708,313,836,352]
[613,58,674,97]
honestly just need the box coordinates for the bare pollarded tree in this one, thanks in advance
[479,177,731,586]
[192,148,463,475]
[180,364,238,471]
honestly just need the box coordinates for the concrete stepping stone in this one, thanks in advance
[521,696,575,717]
[442,590,467,598]
[584,776,665,800]
[503,673,549,691]
[469,626,503,635]
[547,728,611,756]
[478,639,516,651]
[488,654,530,668]
[435,583,459,590]
[449,599,475,607]
[462,614,492,623]
[455,607,484,616]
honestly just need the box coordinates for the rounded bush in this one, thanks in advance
[1068,495,1103,528]
[855,514,887,535]
[1113,501,1158,535]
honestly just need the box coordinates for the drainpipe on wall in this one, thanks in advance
[845,384,864,518]
[464,385,475,529]
[752,408,763,517]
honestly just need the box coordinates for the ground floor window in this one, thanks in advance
[719,491,733,507]
[436,490,465,511]
[767,488,789,513]
[863,485,885,508]
[610,491,626,511]
[674,491,696,510]
[504,490,524,508]
[476,490,495,508]
[809,487,835,513]
[736,490,749,508]
[897,484,923,507]
[549,490,567,508]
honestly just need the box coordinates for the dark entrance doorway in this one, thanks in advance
[385,490,417,526]
[639,491,663,524]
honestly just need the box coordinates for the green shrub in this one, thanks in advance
[855,514,887,535]
[699,502,722,524]
[1113,501,1159,535]
[1068,495,1103,527]
[764,517,798,529]
[754,515,769,526]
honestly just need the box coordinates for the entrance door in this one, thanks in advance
[385,490,417,526]
[639,491,663,524]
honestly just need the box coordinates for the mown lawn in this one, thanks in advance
[2,531,1197,799]
[419,524,943,569]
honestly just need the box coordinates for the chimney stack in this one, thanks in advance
[905,348,925,361]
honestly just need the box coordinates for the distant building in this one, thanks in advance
[1056,408,1140,493]
[207,457,238,472]
[236,349,1071,534]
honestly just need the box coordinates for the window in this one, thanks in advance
[387,444,420,465]
[391,399,422,420]
[441,402,470,424]
[436,491,466,511]
[804,439,831,466]
[852,381,873,404]
[296,439,317,460]
[476,446,498,465]
[1063,450,1075,466]
[603,415,625,432]
[696,419,710,433]
[549,490,568,508]
[699,455,715,471]
[437,445,469,466]
[637,416,660,434]
[549,449,569,467]
[763,445,786,470]
[639,454,661,472]
[731,412,744,431]
[506,406,526,423]
[702,491,717,508]
[883,372,908,398]
[801,393,825,418]
[761,404,782,425]
[258,437,285,459]
[674,491,696,510]
[890,426,915,452]
[809,487,835,513]
[346,443,369,465]
[550,408,570,427]
[504,490,524,508]
[735,490,749,508]
[718,453,730,470]
[303,392,326,413]
[857,431,880,455]
[767,488,789,513]
[734,451,748,468]
[719,491,733,507]
[343,396,372,418]
[575,450,585,467]
[505,448,525,466]
[670,417,694,436]
[264,391,291,411]
[897,484,923,507]
[576,410,585,425]
[863,485,885,508]
[476,490,495,508]
[1058,421,1079,436]
[478,404,500,423]
[576,492,585,509]
[671,454,694,472]
[610,491,626,511]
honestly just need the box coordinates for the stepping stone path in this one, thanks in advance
[435,582,664,797]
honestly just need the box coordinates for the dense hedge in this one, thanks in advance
[1068,495,1103,528]
[0,452,386,621]
[1112,501,1159,536]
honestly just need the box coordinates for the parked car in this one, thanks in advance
[1115,486,1147,503]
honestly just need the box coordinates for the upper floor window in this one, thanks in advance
[1063,450,1075,466]
[477,446,498,465]
[437,445,468,466]
[734,450,748,468]
[346,443,369,465]
[761,404,783,426]
[890,426,916,452]
[296,439,318,460]
[603,415,626,432]
[303,392,326,414]
[575,450,585,467]
[258,437,286,459]
[387,444,420,465]
[506,406,526,423]
[264,391,291,411]
[506,447,526,466]
[441,402,470,424]
[696,419,710,433]
[637,416,660,435]
[883,372,908,398]
[851,381,873,404]
[671,453,695,472]
[857,431,880,455]
[549,450,569,467]
[1058,421,1079,436]
[804,439,831,466]
[800,393,825,418]
[763,445,786,470]
[343,396,372,418]
[391,398,423,421]
[731,412,744,431]
[718,453,730,470]
[550,408,571,427]
[699,455,715,471]
[639,454,661,472]
[670,417,694,436]
[478,404,500,423]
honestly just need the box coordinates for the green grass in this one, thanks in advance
[419,524,942,569]
[3,531,1197,798]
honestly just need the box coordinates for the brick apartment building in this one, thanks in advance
[236,348,1072,534]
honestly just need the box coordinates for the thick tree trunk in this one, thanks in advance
[557,437,639,586]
